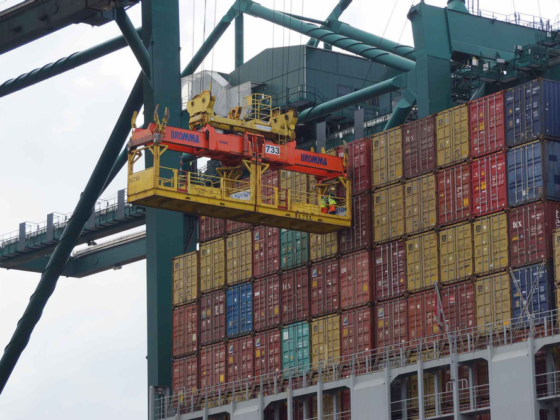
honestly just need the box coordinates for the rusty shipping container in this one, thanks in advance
[475,272,512,329]
[281,229,309,270]
[405,174,437,235]
[226,230,252,285]
[340,306,373,358]
[199,216,225,243]
[253,275,281,332]
[172,252,198,306]
[310,258,340,317]
[200,290,226,345]
[403,115,436,179]
[310,232,338,261]
[172,355,198,393]
[471,152,507,217]
[437,163,472,226]
[252,226,280,279]
[200,343,227,388]
[200,238,226,292]
[436,104,469,168]
[407,291,438,342]
[254,329,282,378]
[439,222,473,284]
[340,250,373,309]
[509,202,560,268]
[172,304,198,358]
[473,212,509,275]
[469,91,505,158]
[227,336,254,383]
[441,282,476,334]
[375,298,408,348]
[406,231,439,292]
[311,314,340,365]
[339,193,372,254]
[371,127,403,188]
[281,266,310,324]
[374,184,405,243]
[374,240,407,301]
[345,137,372,195]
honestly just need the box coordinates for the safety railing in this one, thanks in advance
[306,410,352,420]
[475,9,552,31]
[536,370,560,399]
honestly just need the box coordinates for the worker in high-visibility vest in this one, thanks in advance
[320,188,337,214]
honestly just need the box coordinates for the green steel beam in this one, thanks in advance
[0,28,141,98]
[384,88,416,130]
[447,0,469,13]
[306,0,352,47]
[115,8,151,79]
[235,14,244,68]
[0,72,144,395]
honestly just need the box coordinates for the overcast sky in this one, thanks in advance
[0,0,558,419]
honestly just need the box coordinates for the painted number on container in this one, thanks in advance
[265,145,280,155]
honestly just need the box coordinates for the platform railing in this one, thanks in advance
[536,370,560,399]
[475,9,552,31]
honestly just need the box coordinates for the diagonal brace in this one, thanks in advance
[115,8,151,80]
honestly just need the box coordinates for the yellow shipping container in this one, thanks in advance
[311,392,342,418]
[371,127,403,188]
[310,232,338,261]
[374,184,405,243]
[404,174,437,235]
[475,272,511,330]
[280,170,310,205]
[554,230,560,283]
[407,232,439,292]
[172,252,198,306]
[473,212,508,275]
[311,314,340,365]
[436,104,469,168]
[200,238,225,292]
[410,373,437,418]
[226,230,252,285]
[439,222,473,284]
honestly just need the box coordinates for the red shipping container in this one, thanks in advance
[254,329,282,377]
[339,193,373,254]
[227,336,254,383]
[441,282,476,334]
[199,216,225,243]
[508,201,560,267]
[375,298,408,348]
[408,291,438,342]
[310,258,340,317]
[342,389,351,412]
[200,290,226,345]
[469,91,505,158]
[374,241,407,301]
[172,304,198,358]
[281,266,310,324]
[253,275,281,331]
[253,226,280,278]
[227,219,251,234]
[341,138,372,195]
[261,169,280,206]
[403,115,436,179]
[471,152,507,217]
[340,306,373,357]
[437,163,472,226]
[340,250,373,309]
[200,343,227,389]
[172,355,198,393]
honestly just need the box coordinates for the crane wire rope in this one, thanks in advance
[200,0,208,95]
[298,0,305,115]
[285,0,293,109]
[282,0,286,104]
[191,0,196,101]
[271,0,276,111]
[210,0,217,96]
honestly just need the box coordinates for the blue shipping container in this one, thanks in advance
[507,141,560,207]
[281,322,310,375]
[511,264,553,323]
[506,78,560,147]
[226,283,253,337]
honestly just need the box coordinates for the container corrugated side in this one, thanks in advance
[340,250,373,309]
[200,290,226,345]
[509,202,560,268]
[227,335,254,383]
[253,275,281,331]
[172,252,198,306]
[406,231,439,292]
[439,222,473,284]
[254,329,282,378]
[437,163,471,226]
[226,230,252,285]
[555,230,560,283]
[511,263,553,322]
[199,216,225,243]
[404,174,437,235]
[172,304,198,358]
[507,140,560,207]
[409,373,437,408]
[200,343,227,389]
[172,355,198,394]
[441,282,476,334]
[310,258,340,317]
[475,272,512,329]
[375,298,408,348]
[407,291,438,342]
[311,314,340,365]
[436,104,469,168]
[281,322,310,373]
[253,226,280,278]
[403,115,436,178]
[471,152,507,217]
[281,229,309,270]
[373,184,405,244]
[200,238,225,292]
[346,137,372,195]
[473,212,509,275]
[310,232,338,261]
[469,91,505,157]
[311,393,343,418]
[371,127,403,188]
[340,306,373,359]
[226,282,253,337]
[227,219,251,235]
[280,170,310,205]
[339,193,372,254]
[374,240,407,301]
[281,266,310,324]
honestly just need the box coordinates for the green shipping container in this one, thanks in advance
[281,229,309,270]
[282,322,310,374]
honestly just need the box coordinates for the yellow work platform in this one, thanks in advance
[128,145,351,234]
